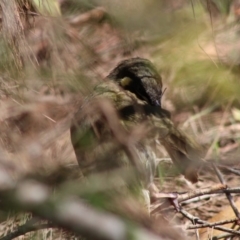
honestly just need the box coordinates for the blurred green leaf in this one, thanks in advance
[31,0,61,16]
[212,0,232,15]
[232,108,240,121]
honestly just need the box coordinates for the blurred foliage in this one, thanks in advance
[0,40,18,77]
[1,0,240,110]
[232,107,240,121]
[1,1,240,239]
[200,0,233,16]
[147,2,240,110]
[31,0,61,16]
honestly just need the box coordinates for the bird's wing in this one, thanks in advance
[152,115,203,183]
[70,82,156,181]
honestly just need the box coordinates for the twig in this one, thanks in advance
[151,184,240,214]
[217,164,240,176]
[188,218,238,229]
[152,185,240,215]
[178,208,200,240]
[213,233,236,239]
[212,164,240,219]
[178,184,227,203]
[180,209,240,236]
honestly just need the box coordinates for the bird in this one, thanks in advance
[70,57,203,200]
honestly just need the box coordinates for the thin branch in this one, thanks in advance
[178,184,227,203]
[188,217,238,229]
[217,164,240,176]
[0,173,181,240]
[152,185,240,216]
[180,209,240,236]
[213,233,236,240]
[212,164,240,219]
[151,184,240,214]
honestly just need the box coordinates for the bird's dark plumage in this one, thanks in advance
[71,57,203,191]
[107,58,163,107]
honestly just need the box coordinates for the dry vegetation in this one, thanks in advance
[1,0,240,239]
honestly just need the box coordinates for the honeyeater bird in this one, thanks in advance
[70,57,203,199]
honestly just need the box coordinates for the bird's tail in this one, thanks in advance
[160,126,203,183]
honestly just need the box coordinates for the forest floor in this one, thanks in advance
[1,1,240,239]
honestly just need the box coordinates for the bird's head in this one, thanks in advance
[107,57,163,107]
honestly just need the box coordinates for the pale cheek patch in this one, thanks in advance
[120,77,132,87]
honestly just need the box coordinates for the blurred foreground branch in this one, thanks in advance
[0,166,182,240]
[0,218,55,240]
